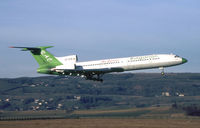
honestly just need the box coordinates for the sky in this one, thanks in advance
[0,0,199,78]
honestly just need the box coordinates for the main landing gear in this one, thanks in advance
[86,74,103,82]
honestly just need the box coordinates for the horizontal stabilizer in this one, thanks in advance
[10,46,53,50]
[10,46,62,68]
[10,46,40,51]
[10,46,53,54]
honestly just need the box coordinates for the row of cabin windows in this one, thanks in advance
[83,61,120,67]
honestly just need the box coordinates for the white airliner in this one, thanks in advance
[11,46,187,82]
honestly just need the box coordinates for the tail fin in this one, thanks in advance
[10,46,62,69]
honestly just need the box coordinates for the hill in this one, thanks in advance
[0,73,200,111]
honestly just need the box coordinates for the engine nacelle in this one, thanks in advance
[55,64,75,70]
[55,55,78,70]
[56,55,78,64]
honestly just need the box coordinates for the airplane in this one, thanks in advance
[10,46,187,82]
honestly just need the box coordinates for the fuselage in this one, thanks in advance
[56,54,187,73]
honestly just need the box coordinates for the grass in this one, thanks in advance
[0,110,67,120]
[1,106,200,128]
[1,119,200,128]
[1,106,200,120]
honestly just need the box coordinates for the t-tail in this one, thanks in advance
[10,46,62,74]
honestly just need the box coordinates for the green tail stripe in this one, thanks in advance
[11,46,62,68]
[11,46,62,74]
[30,46,62,68]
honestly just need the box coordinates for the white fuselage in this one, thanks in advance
[56,54,185,73]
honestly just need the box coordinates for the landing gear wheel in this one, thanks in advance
[159,67,165,76]
[86,74,104,82]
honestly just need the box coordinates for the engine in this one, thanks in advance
[55,55,78,69]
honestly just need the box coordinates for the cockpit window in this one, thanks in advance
[175,55,180,58]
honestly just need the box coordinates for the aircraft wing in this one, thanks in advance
[53,67,124,75]
[54,68,111,75]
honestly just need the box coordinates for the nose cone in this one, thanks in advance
[182,58,188,64]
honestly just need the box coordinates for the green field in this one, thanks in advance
[1,106,200,120]
[1,119,200,128]
[1,73,200,111]
[0,107,200,128]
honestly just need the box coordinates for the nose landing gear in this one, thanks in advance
[159,67,165,76]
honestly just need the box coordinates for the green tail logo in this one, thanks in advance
[10,46,62,74]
